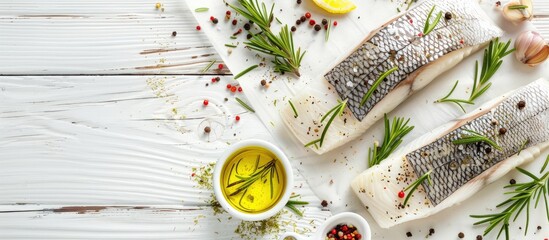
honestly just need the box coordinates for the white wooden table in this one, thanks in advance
[1,1,548,239]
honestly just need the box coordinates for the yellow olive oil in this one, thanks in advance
[220,146,286,214]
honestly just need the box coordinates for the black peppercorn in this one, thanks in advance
[517,100,526,109]
[243,23,251,30]
[485,147,492,154]
[476,235,483,240]
[291,26,296,32]
[260,79,267,86]
[510,179,516,184]
[538,226,542,230]
[296,19,301,25]
[458,232,465,238]
[314,24,321,31]
[406,232,412,237]
[215,77,220,82]
[322,19,328,25]
[321,200,328,207]
[246,34,252,39]
[429,228,435,235]
[204,126,211,133]
[171,31,177,37]
[224,98,228,102]
[212,18,218,24]
[300,16,306,22]
[297,0,302,4]
[445,12,452,20]
[499,127,507,135]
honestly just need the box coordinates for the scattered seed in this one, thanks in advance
[196,25,201,31]
[297,0,302,4]
[309,19,316,26]
[429,228,435,236]
[232,19,238,25]
[314,24,321,31]
[510,179,516,184]
[204,126,211,133]
[217,64,224,70]
[333,21,338,26]
[445,12,452,20]
[321,200,328,207]
[458,232,464,238]
[517,100,526,109]
[244,23,251,30]
[260,79,267,86]
[172,31,177,37]
[322,19,328,25]
[499,127,507,135]
[305,12,311,18]
[203,99,209,106]
[235,115,241,121]
[538,226,542,230]
[406,232,412,237]
[300,16,306,22]
[296,19,301,25]
[291,26,296,32]
[155,3,161,9]
[476,235,483,240]
[212,18,219,24]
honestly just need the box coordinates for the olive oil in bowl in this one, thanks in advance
[221,146,286,213]
[213,139,293,221]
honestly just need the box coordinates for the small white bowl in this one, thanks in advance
[213,139,294,221]
[280,212,371,240]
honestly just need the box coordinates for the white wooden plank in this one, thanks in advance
[0,0,227,75]
[0,76,322,206]
[0,0,548,75]
[0,206,332,239]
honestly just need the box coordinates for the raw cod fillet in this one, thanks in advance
[281,0,502,154]
[351,78,549,228]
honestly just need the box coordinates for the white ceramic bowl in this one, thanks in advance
[213,139,294,221]
[280,212,371,240]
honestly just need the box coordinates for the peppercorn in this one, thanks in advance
[226,10,231,15]
[398,191,405,198]
[305,12,311,18]
[215,77,220,82]
[300,16,306,22]
[429,228,435,236]
[196,25,201,31]
[485,147,492,154]
[237,87,242,92]
[227,84,232,89]
[172,31,177,37]
[296,19,301,25]
[322,19,328,25]
[445,12,452,20]
[232,19,237,25]
[235,115,240,121]
[204,126,211,133]
[510,179,516,184]
[291,26,296,32]
[230,86,237,92]
[233,28,242,36]
[538,226,542,230]
[297,0,302,4]
[218,64,224,70]
[243,23,251,30]
[499,127,507,135]
[406,232,412,237]
[314,24,321,31]
[321,200,328,207]
[517,100,526,109]
[246,34,252,39]
[212,18,218,24]
[260,79,267,86]
[476,235,483,240]
[224,98,228,102]
[203,99,209,106]
[155,3,161,9]
[333,21,338,26]
[309,19,316,26]
[458,232,465,238]
[496,1,501,7]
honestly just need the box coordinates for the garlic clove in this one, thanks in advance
[526,45,549,67]
[515,31,549,67]
[503,0,533,23]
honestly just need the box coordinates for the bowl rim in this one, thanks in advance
[213,139,294,221]
[317,212,372,240]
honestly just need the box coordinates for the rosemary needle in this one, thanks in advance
[288,100,298,118]
[508,5,528,10]
[360,66,398,107]
[234,65,258,80]
[201,60,216,73]
[305,100,347,148]
[423,5,443,36]
[235,97,256,113]
[194,7,209,12]
[225,44,237,48]
[402,169,432,207]
[452,129,502,151]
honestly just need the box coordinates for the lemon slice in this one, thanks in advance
[311,0,356,14]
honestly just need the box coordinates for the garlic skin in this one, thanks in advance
[502,0,533,23]
[515,31,549,67]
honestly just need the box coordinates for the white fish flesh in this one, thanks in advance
[281,0,502,154]
[351,78,549,228]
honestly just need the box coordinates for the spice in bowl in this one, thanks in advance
[326,223,362,240]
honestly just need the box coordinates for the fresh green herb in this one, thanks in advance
[235,97,256,113]
[234,65,258,80]
[403,169,432,207]
[436,38,515,112]
[201,60,216,73]
[508,5,528,10]
[360,66,398,107]
[229,0,305,77]
[285,194,309,217]
[288,100,298,118]
[230,36,238,39]
[423,5,443,36]
[225,44,237,48]
[227,157,279,202]
[195,7,209,12]
[517,139,529,156]
[275,17,282,24]
[305,100,347,148]
[470,156,549,240]
[325,19,332,42]
[452,129,502,151]
[368,114,414,167]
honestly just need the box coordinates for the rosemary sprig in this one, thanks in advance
[201,60,216,73]
[225,44,237,48]
[195,7,209,12]
[305,100,347,148]
[285,194,309,217]
[288,100,298,118]
[234,65,258,80]
[470,156,549,240]
[325,19,332,42]
[403,169,432,207]
[235,97,256,113]
[508,5,528,10]
[436,38,515,112]
[230,0,305,77]
[368,114,414,167]
[423,5,443,36]
[452,129,502,151]
[360,66,398,107]
[227,157,280,200]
